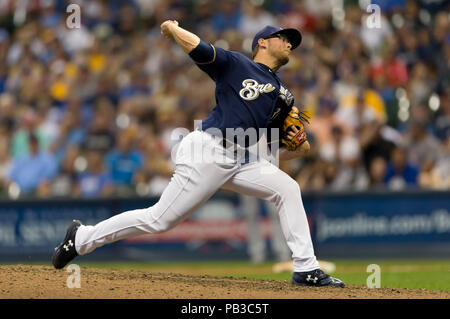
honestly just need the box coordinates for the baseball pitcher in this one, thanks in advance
[52,21,344,287]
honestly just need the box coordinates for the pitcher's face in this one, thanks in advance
[266,34,292,66]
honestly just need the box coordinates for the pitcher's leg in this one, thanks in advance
[222,161,319,272]
[74,127,241,256]
[76,160,237,255]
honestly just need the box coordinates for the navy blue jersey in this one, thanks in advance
[191,44,294,146]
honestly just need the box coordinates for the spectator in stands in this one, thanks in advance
[435,91,450,141]
[83,99,116,153]
[239,1,277,37]
[432,136,450,189]
[435,34,449,92]
[7,133,58,196]
[294,134,328,191]
[210,1,242,33]
[372,46,409,88]
[0,34,8,93]
[432,12,449,51]
[281,1,317,33]
[49,106,85,165]
[74,148,114,198]
[319,125,368,190]
[398,26,421,69]
[308,96,351,147]
[134,133,173,196]
[384,146,419,190]
[0,93,16,138]
[359,120,397,172]
[51,144,80,197]
[191,0,215,30]
[105,128,143,195]
[368,157,387,190]
[0,135,11,195]
[403,119,441,167]
[419,135,450,190]
[335,88,379,134]
[372,73,398,129]
[407,62,435,107]
[10,108,41,159]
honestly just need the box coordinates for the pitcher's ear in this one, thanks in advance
[257,38,267,49]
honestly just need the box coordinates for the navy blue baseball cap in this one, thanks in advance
[251,25,302,51]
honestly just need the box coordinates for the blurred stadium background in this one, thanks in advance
[0,0,449,268]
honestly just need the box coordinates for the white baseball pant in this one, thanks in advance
[74,130,319,272]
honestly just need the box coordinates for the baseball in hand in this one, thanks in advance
[160,20,179,38]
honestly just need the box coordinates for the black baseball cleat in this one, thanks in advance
[292,269,345,287]
[52,220,82,269]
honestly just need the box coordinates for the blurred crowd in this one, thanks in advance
[0,0,448,199]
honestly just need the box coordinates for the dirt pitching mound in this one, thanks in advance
[0,265,448,299]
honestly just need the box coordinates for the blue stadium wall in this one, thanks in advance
[0,190,449,262]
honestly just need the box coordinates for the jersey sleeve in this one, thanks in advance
[188,42,232,81]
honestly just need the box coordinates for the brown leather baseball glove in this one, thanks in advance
[282,107,310,151]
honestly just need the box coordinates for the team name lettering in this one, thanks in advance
[239,79,276,101]
[279,85,294,106]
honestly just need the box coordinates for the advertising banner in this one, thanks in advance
[0,199,113,259]
[0,191,448,261]
[309,191,450,258]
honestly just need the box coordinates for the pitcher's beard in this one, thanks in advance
[266,46,290,71]
[273,48,290,65]
[273,55,289,71]
[278,55,289,66]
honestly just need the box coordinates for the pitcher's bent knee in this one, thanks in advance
[146,208,183,234]
[144,215,175,233]
[279,176,301,197]
[150,221,172,233]
[267,177,301,206]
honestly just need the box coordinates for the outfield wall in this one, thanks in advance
[0,190,449,262]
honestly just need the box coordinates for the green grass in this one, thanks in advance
[70,259,450,291]
[329,259,450,291]
[9,259,450,291]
